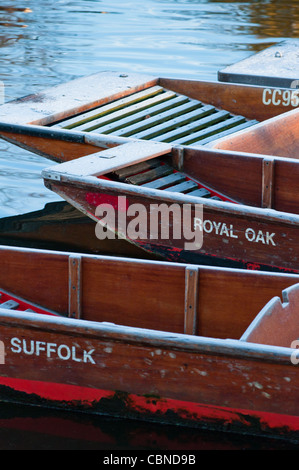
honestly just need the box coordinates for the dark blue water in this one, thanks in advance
[0,0,299,450]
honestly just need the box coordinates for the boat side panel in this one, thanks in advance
[209,107,299,159]
[158,78,299,121]
[43,180,299,274]
[0,317,298,440]
[81,257,186,334]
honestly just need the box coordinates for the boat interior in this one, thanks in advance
[50,82,259,148]
[0,246,298,348]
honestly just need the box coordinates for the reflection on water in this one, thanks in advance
[0,0,299,449]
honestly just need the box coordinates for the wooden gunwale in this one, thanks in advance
[42,168,299,227]
[0,306,295,364]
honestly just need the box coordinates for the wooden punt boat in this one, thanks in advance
[3,70,299,261]
[0,200,152,258]
[0,69,297,164]
[0,70,299,213]
[2,244,299,442]
[41,139,299,273]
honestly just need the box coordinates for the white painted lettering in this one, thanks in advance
[220,223,229,237]
[10,337,22,353]
[36,341,46,356]
[72,345,82,362]
[262,88,272,105]
[84,349,96,364]
[194,219,276,246]
[213,221,221,234]
[47,343,57,358]
[9,338,96,364]
[266,232,276,246]
[58,344,71,360]
[230,225,238,238]
[245,228,256,242]
[255,230,265,244]
[272,89,282,106]
[203,220,213,233]
[23,339,34,355]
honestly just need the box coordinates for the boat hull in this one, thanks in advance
[1,377,299,443]
[0,310,299,443]
[43,175,299,274]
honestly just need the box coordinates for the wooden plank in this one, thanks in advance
[165,180,198,193]
[65,89,178,131]
[182,147,263,208]
[150,110,230,143]
[42,140,172,178]
[262,158,275,208]
[174,115,246,145]
[68,254,82,319]
[80,256,186,333]
[130,105,216,140]
[108,99,205,137]
[142,171,186,189]
[0,71,158,126]
[197,120,258,146]
[114,158,161,180]
[184,266,199,335]
[187,188,212,198]
[125,164,173,185]
[0,300,19,310]
[84,94,188,133]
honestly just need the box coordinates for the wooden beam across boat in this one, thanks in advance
[1,244,299,442]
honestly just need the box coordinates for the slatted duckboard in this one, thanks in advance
[111,156,225,201]
[52,85,258,147]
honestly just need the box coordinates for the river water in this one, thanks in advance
[0,0,298,450]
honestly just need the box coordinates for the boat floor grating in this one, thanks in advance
[110,157,226,201]
[50,85,258,147]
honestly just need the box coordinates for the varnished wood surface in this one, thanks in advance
[210,106,299,158]
[159,77,299,121]
[241,283,299,347]
[1,245,299,437]
[43,168,299,273]
[0,200,150,257]
[1,245,299,339]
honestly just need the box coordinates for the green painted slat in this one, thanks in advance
[76,91,181,132]
[196,120,259,145]
[148,109,230,143]
[106,99,205,137]
[129,105,216,140]
[88,94,190,134]
[174,115,246,145]
[55,85,165,129]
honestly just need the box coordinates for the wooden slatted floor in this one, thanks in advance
[111,157,226,201]
[52,85,258,147]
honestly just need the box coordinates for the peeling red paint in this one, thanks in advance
[0,376,299,442]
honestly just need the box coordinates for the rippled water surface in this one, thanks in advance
[1,0,299,450]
